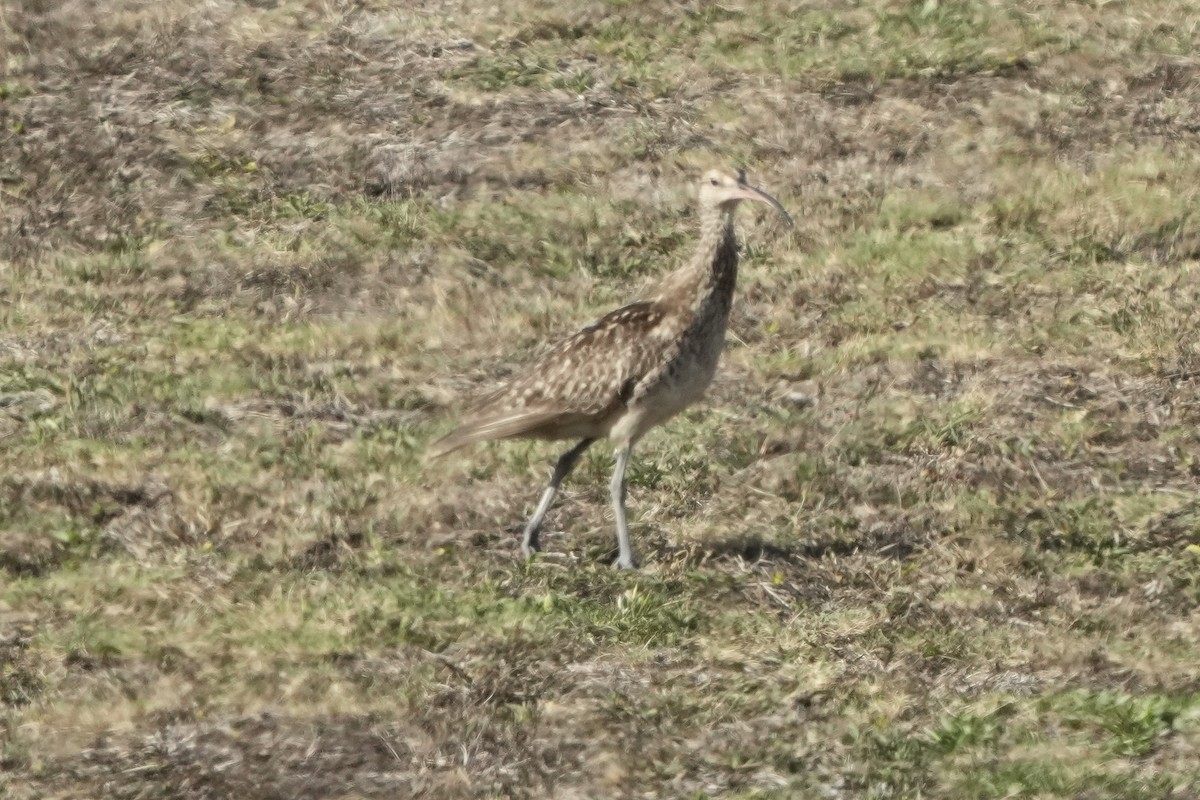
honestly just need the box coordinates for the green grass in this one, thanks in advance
[5,0,1200,797]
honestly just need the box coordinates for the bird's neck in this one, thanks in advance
[656,209,738,313]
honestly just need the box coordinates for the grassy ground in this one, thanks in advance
[4,0,1200,797]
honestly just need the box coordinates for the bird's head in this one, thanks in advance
[698,168,793,227]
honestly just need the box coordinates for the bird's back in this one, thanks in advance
[427,300,684,456]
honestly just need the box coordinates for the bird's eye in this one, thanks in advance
[709,178,719,186]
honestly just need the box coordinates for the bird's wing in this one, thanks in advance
[428,302,673,456]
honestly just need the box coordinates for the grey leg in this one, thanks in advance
[522,438,594,558]
[610,445,637,569]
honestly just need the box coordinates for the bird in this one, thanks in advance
[428,168,793,568]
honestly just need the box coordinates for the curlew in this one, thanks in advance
[429,168,793,568]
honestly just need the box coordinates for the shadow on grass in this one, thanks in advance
[658,524,929,567]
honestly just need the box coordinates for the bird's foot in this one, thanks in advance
[612,553,639,570]
[520,524,541,560]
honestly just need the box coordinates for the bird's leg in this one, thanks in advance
[610,445,638,569]
[521,438,595,559]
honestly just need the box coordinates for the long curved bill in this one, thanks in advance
[731,175,794,227]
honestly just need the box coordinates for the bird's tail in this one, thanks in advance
[425,408,571,462]
[424,428,478,460]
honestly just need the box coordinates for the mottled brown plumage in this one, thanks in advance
[430,168,792,568]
